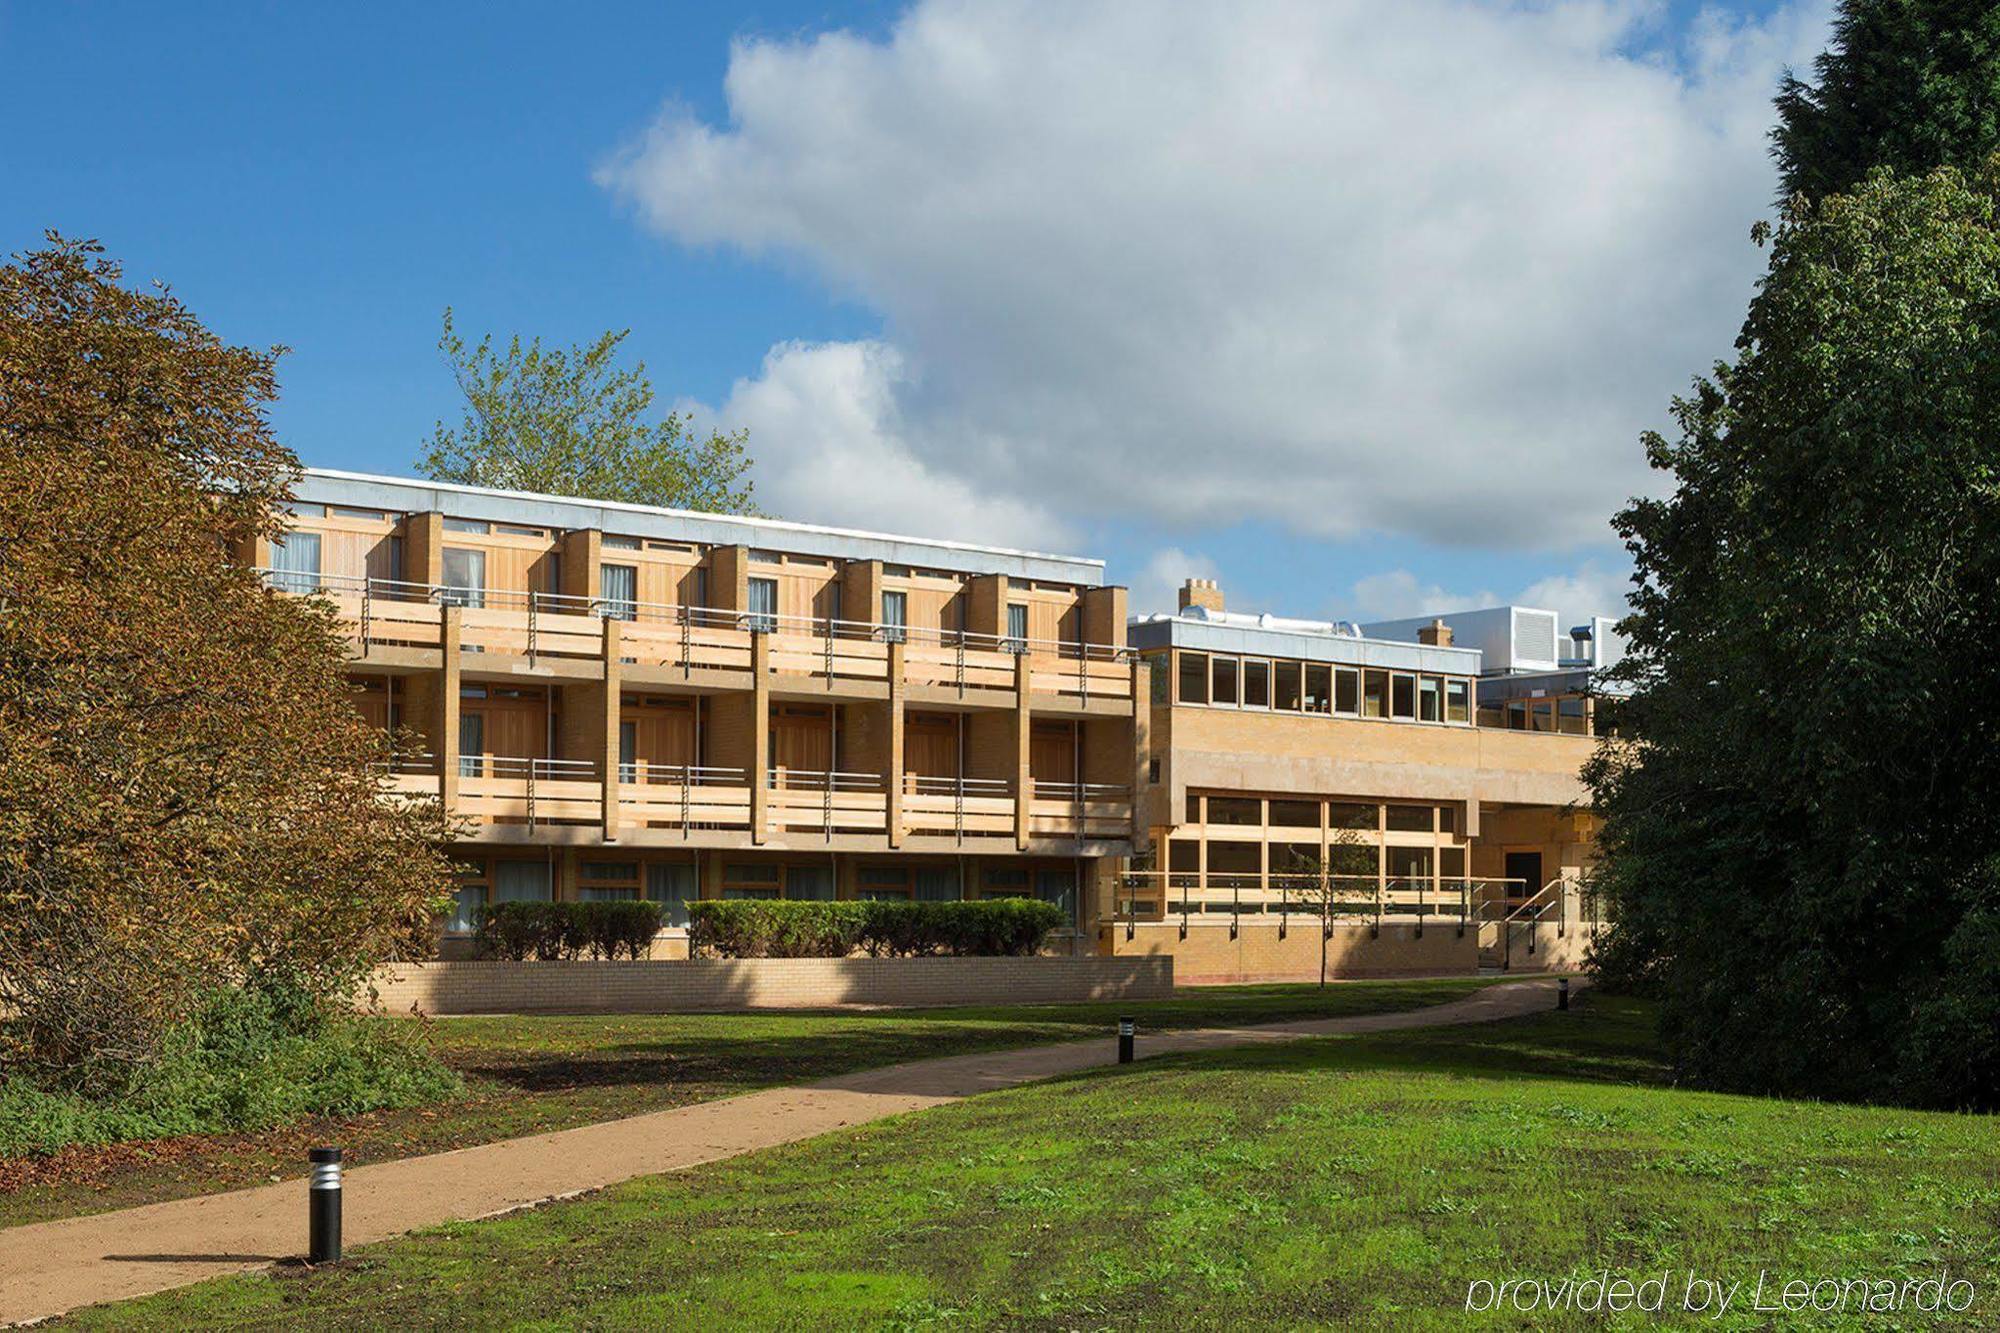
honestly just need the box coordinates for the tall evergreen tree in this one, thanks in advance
[1590,165,2000,1109]
[1774,0,2000,198]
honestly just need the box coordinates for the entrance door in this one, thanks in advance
[1503,851,1543,902]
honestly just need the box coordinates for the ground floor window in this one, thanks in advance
[578,861,640,902]
[647,862,698,926]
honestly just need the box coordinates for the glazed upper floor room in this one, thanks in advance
[242,469,1137,709]
[1131,579,1624,737]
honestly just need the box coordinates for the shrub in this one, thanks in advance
[688,898,1065,959]
[476,901,665,961]
[0,979,461,1158]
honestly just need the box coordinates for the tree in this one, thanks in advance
[1276,830,1372,987]
[0,237,455,1091]
[1774,1,2000,199]
[1589,165,2000,1108]
[418,309,758,515]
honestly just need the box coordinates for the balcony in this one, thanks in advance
[268,570,1135,704]
[1110,871,1531,926]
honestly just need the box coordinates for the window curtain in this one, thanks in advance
[647,863,698,926]
[269,531,321,593]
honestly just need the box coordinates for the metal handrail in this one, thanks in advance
[461,755,599,780]
[1030,780,1131,801]
[615,762,748,786]
[767,768,885,793]
[907,775,1011,797]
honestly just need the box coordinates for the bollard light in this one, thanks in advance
[309,1146,343,1264]
[1117,1016,1135,1064]
[1557,977,1570,1011]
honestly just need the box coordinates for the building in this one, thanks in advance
[252,470,1618,979]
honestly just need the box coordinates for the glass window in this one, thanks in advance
[1185,792,1202,823]
[1440,846,1466,880]
[440,547,485,608]
[578,862,640,902]
[1270,799,1319,828]
[1507,700,1530,730]
[1205,841,1261,875]
[1206,796,1261,826]
[1559,697,1588,735]
[1335,667,1359,715]
[1445,679,1470,724]
[724,862,778,886]
[1329,801,1377,830]
[619,722,637,782]
[1418,676,1442,722]
[1439,804,1458,836]
[647,863,697,927]
[981,866,1030,899]
[1389,673,1416,720]
[1167,840,1199,873]
[881,590,907,643]
[447,867,486,934]
[284,502,327,518]
[602,535,642,550]
[1178,652,1209,704]
[785,865,834,900]
[1386,845,1433,884]
[600,564,637,621]
[1036,868,1078,920]
[457,712,484,777]
[748,577,778,632]
[1006,603,1029,652]
[1386,804,1434,833]
[1304,664,1332,714]
[1362,669,1388,719]
[914,867,960,902]
[723,886,781,901]
[442,517,489,534]
[268,531,321,593]
[1210,656,1239,706]
[1274,661,1302,711]
[1531,701,1556,733]
[493,860,552,903]
[1242,660,1270,708]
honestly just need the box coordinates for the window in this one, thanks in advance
[1207,796,1261,826]
[1329,801,1377,830]
[1242,660,1270,708]
[1440,846,1467,880]
[1167,841,1199,875]
[1390,673,1416,720]
[1531,700,1556,732]
[1386,804,1434,833]
[602,535,642,551]
[784,864,834,900]
[1148,757,1161,784]
[1559,697,1588,735]
[1006,603,1029,653]
[1205,841,1261,876]
[1445,679,1470,724]
[268,531,321,593]
[1178,652,1209,704]
[493,860,552,904]
[1185,792,1203,823]
[1440,804,1458,836]
[1386,845,1433,886]
[1334,667,1360,715]
[748,577,778,632]
[1304,663,1332,714]
[1210,656,1239,706]
[881,590,907,643]
[915,866,959,902]
[722,862,780,900]
[619,722,637,782]
[601,564,637,621]
[440,547,485,608]
[1362,669,1388,719]
[1506,700,1529,730]
[1274,661,1302,711]
[448,863,488,934]
[1418,676,1442,722]
[647,862,697,925]
[285,502,326,518]
[1036,868,1078,920]
[1270,799,1319,827]
[443,518,489,534]
[457,712,484,778]
[496,524,545,538]
[578,861,640,902]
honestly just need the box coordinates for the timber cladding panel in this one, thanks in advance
[364,955,1173,1015]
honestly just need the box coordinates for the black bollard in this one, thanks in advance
[308,1147,343,1264]
[1117,1016,1135,1064]
[1557,977,1570,1011]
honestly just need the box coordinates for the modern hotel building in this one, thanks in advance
[253,470,1616,980]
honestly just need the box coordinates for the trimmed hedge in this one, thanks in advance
[476,901,664,961]
[687,898,1066,959]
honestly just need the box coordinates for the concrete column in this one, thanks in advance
[438,606,462,813]
[710,544,750,614]
[887,641,906,847]
[1080,585,1128,651]
[1013,654,1032,850]
[966,574,1008,642]
[562,529,602,610]
[601,617,622,841]
[750,633,771,843]
[841,559,884,630]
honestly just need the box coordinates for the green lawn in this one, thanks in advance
[1,976,1496,1229]
[68,994,2000,1330]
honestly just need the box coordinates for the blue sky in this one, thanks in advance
[2,1,1828,621]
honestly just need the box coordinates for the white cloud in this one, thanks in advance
[1130,546,1222,616]
[1517,561,1634,625]
[1348,570,1498,622]
[603,0,1829,552]
[699,339,1072,551]
[1345,558,1632,625]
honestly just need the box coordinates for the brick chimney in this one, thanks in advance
[1179,578,1224,613]
[1417,617,1453,647]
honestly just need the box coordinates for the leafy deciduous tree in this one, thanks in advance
[417,309,758,515]
[0,237,456,1091]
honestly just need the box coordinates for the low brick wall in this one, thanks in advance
[1104,920,1483,985]
[363,955,1175,1015]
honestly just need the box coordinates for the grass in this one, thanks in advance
[0,975,1497,1229]
[65,994,2000,1330]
